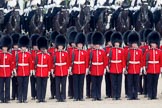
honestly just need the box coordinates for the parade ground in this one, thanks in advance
[0,74,162,108]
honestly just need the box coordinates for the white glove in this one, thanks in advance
[12,69,17,77]
[33,70,35,76]
[106,66,109,72]
[140,68,143,75]
[104,69,106,75]
[48,71,51,77]
[143,67,147,75]
[68,67,72,75]
[124,70,128,74]
[123,68,126,74]
[51,69,54,73]
[30,70,33,76]
[86,68,89,75]
[160,67,162,74]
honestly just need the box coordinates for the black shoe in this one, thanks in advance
[148,97,152,100]
[56,99,61,102]
[97,98,102,101]
[127,98,133,100]
[69,96,73,99]
[49,97,54,100]
[0,100,4,103]
[116,98,121,100]
[41,100,46,103]
[79,99,85,101]
[86,96,91,99]
[17,100,22,103]
[73,99,78,101]
[11,98,15,100]
[23,100,28,103]
[61,99,66,102]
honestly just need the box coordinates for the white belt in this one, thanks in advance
[18,63,29,66]
[129,61,140,64]
[74,61,85,64]
[148,61,159,64]
[111,60,122,63]
[55,62,67,66]
[92,62,103,65]
[37,64,48,67]
[0,65,10,67]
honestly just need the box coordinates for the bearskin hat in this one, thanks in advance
[123,30,131,45]
[104,30,114,44]
[144,29,153,43]
[19,36,30,47]
[92,32,104,45]
[128,31,140,46]
[11,33,20,46]
[50,31,59,43]
[68,31,78,45]
[147,31,160,48]
[37,36,48,49]
[75,32,86,45]
[111,32,123,47]
[55,35,67,49]
[86,32,93,45]
[1,35,12,49]
[30,34,40,47]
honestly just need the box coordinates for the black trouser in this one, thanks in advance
[68,75,73,98]
[110,74,122,99]
[0,77,10,102]
[91,76,103,99]
[50,74,56,98]
[12,76,18,99]
[17,76,29,101]
[138,75,143,94]
[86,74,91,97]
[127,74,139,99]
[30,75,37,98]
[73,74,85,100]
[143,75,147,95]
[147,74,159,99]
[36,77,48,101]
[55,76,67,100]
[125,74,128,96]
[105,72,112,97]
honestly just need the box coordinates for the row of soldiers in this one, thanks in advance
[0,28,162,103]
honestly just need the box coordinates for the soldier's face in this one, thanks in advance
[95,45,100,49]
[114,42,120,47]
[21,47,27,51]
[71,43,76,47]
[77,43,83,49]
[2,47,8,52]
[13,45,19,49]
[132,43,138,48]
[58,45,63,50]
[107,42,112,47]
[150,43,157,48]
[33,46,38,50]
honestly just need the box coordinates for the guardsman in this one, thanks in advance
[53,35,69,102]
[108,32,125,100]
[67,31,77,99]
[36,36,52,103]
[123,30,131,98]
[30,34,40,100]
[104,30,114,98]
[0,36,15,103]
[90,32,107,101]
[143,31,162,100]
[16,36,33,103]
[126,31,143,100]
[139,29,152,97]
[11,33,20,100]
[86,32,93,99]
[72,33,88,101]
[48,31,59,100]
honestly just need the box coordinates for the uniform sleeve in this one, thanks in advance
[143,51,147,67]
[140,50,144,68]
[66,52,70,69]
[29,54,33,71]
[10,54,16,71]
[122,49,126,69]
[103,50,108,68]
[48,55,52,72]
[85,51,89,68]
[160,50,162,67]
